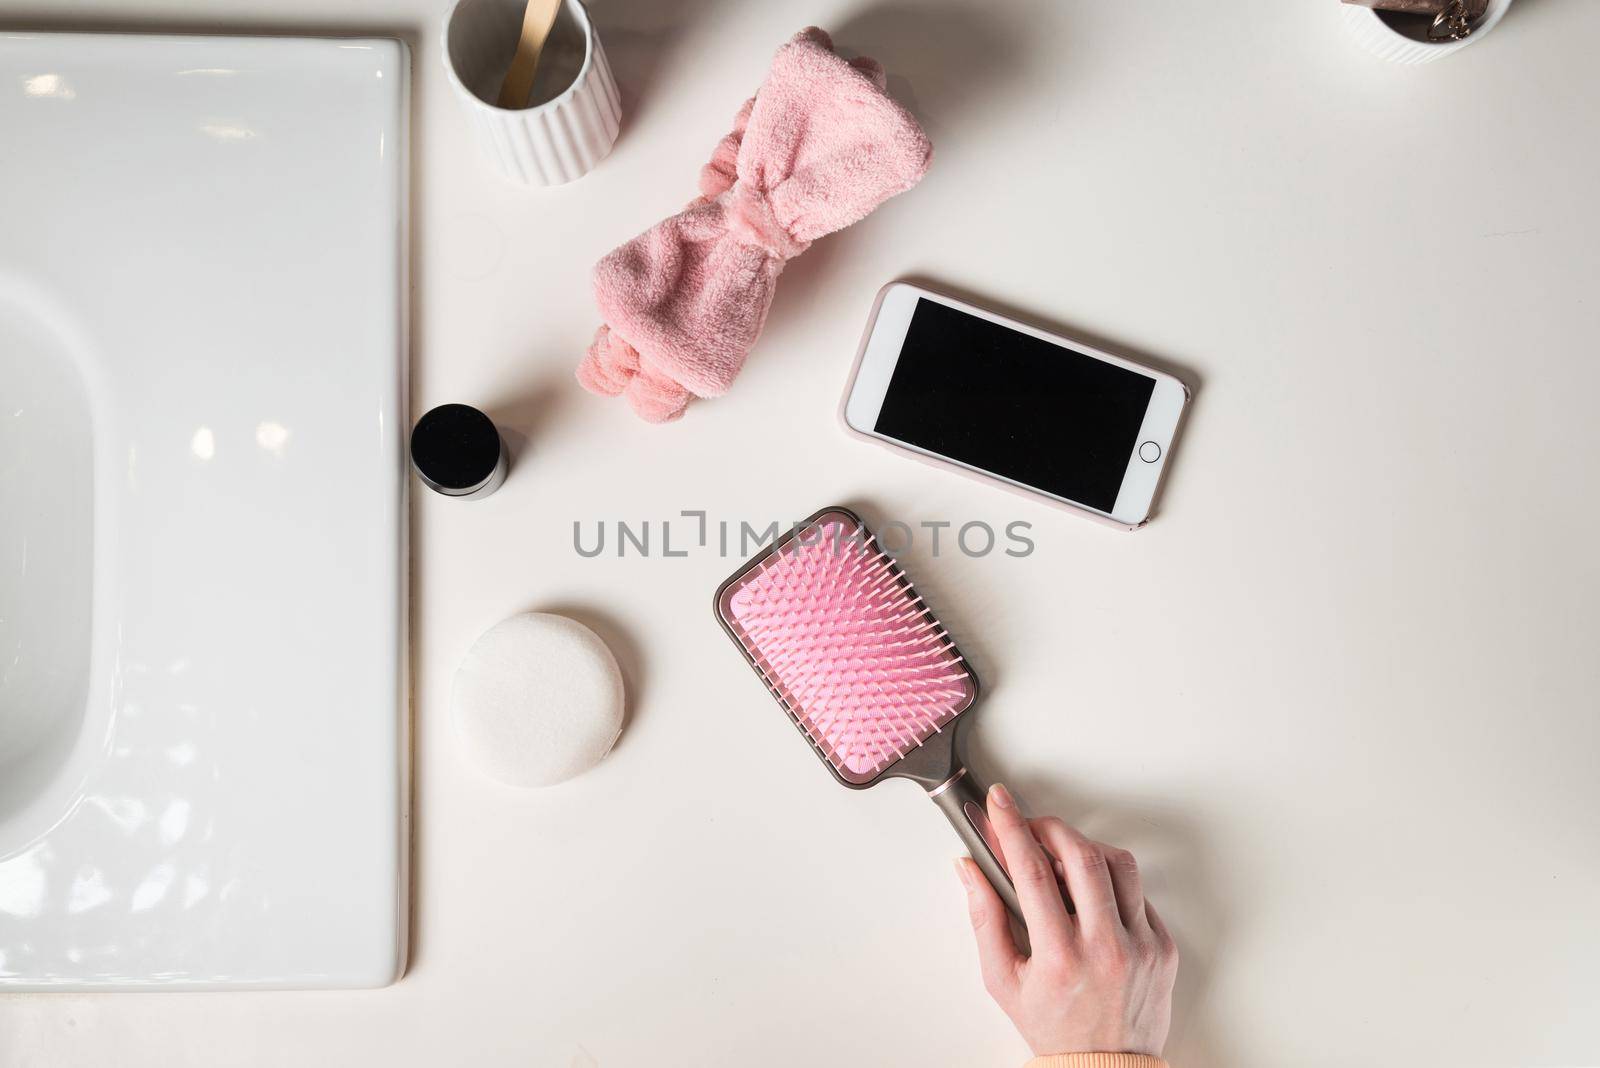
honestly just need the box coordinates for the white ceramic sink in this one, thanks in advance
[0,281,102,859]
[0,32,408,989]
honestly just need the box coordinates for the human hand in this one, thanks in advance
[954,784,1178,1058]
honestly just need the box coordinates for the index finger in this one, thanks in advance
[985,784,1073,952]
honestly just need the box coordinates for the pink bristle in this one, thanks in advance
[726,518,973,782]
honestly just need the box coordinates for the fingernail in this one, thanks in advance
[952,857,976,890]
[989,783,1014,809]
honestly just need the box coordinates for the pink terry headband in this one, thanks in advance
[575,27,934,423]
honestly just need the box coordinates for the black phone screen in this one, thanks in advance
[874,299,1156,512]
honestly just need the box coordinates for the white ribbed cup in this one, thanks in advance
[1342,0,1515,64]
[442,0,622,186]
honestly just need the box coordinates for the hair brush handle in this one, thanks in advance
[929,768,1021,917]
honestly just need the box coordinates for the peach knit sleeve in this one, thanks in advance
[1026,1056,1167,1068]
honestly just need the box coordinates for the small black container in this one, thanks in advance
[410,403,507,500]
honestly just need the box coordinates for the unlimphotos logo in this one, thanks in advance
[572,511,1035,559]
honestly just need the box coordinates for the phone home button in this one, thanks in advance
[1138,441,1161,463]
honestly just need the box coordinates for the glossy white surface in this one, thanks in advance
[2,1,1599,1065]
[0,32,407,988]
[0,279,106,864]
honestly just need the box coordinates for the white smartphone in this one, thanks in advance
[841,283,1189,530]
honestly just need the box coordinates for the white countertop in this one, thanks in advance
[2,0,1597,1065]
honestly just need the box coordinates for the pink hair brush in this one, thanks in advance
[714,506,1020,914]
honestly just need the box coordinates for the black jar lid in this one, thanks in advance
[410,404,505,497]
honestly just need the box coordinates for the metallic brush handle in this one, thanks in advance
[929,767,1021,918]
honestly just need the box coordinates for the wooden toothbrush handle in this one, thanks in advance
[929,767,1022,918]
[496,0,563,110]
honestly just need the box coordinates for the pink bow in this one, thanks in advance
[576,27,934,423]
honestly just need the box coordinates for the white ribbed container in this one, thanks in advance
[1342,0,1515,64]
[443,0,621,186]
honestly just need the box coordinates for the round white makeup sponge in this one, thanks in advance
[450,612,625,787]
